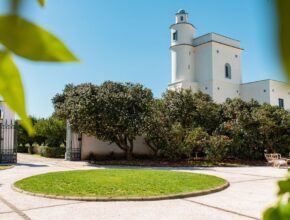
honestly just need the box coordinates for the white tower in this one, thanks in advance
[170,9,196,86]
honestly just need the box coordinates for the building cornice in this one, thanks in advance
[170,22,196,30]
[170,41,244,50]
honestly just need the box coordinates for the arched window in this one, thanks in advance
[180,16,184,21]
[225,63,231,79]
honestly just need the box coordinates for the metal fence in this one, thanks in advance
[65,122,81,161]
[0,122,17,164]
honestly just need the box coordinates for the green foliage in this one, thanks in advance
[17,116,45,147]
[17,145,28,153]
[0,0,78,134]
[39,146,65,158]
[161,123,192,161]
[144,99,169,156]
[263,170,290,220]
[53,81,154,160]
[38,0,46,7]
[185,127,209,157]
[0,15,78,62]
[263,2,290,219]
[34,116,66,147]
[276,0,290,80]
[206,135,232,162]
[252,104,290,155]
[162,90,220,132]
[218,98,262,159]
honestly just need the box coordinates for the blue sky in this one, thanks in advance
[0,0,285,117]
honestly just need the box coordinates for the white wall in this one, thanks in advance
[194,43,213,83]
[269,80,290,110]
[212,81,240,103]
[0,102,15,124]
[240,80,271,104]
[171,45,195,83]
[81,135,152,160]
[212,42,242,85]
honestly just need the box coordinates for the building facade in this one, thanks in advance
[169,9,290,110]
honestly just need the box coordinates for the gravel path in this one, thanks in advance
[0,153,287,220]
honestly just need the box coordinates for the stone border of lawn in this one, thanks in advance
[11,181,229,202]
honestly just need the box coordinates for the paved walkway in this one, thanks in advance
[0,154,288,220]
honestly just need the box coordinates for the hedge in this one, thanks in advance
[18,145,65,158]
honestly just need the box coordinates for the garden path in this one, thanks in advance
[0,153,287,220]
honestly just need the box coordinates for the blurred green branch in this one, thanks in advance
[0,0,78,135]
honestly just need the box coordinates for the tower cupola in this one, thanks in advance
[176,9,188,23]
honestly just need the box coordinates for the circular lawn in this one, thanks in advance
[14,169,228,200]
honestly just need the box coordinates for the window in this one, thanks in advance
[180,16,184,21]
[173,31,178,41]
[225,63,231,79]
[278,98,284,108]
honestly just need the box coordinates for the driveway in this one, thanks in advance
[0,153,287,220]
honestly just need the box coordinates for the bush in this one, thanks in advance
[207,135,232,162]
[162,123,192,161]
[17,145,28,153]
[39,146,65,158]
[185,127,209,158]
[27,145,34,154]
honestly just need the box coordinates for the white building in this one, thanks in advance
[67,9,290,161]
[169,9,290,109]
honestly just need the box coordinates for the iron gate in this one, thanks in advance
[0,122,17,164]
[65,122,81,161]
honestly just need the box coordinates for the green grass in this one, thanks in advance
[14,169,227,197]
[0,165,13,170]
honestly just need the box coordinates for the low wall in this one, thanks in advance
[81,135,152,160]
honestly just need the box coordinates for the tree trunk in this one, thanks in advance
[126,139,134,160]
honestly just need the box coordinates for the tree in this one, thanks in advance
[17,116,45,146]
[162,90,220,133]
[217,98,262,159]
[53,81,154,160]
[206,135,232,162]
[34,116,66,147]
[252,104,290,155]
[185,127,209,159]
[144,99,169,157]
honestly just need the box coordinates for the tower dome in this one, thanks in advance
[177,9,186,14]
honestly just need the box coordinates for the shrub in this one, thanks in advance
[207,135,232,162]
[162,123,192,161]
[17,145,28,153]
[27,145,34,154]
[39,146,65,158]
[185,127,209,158]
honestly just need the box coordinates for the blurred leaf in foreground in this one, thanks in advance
[38,0,45,7]
[0,15,79,62]
[276,0,290,80]
[0,51,33,135]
